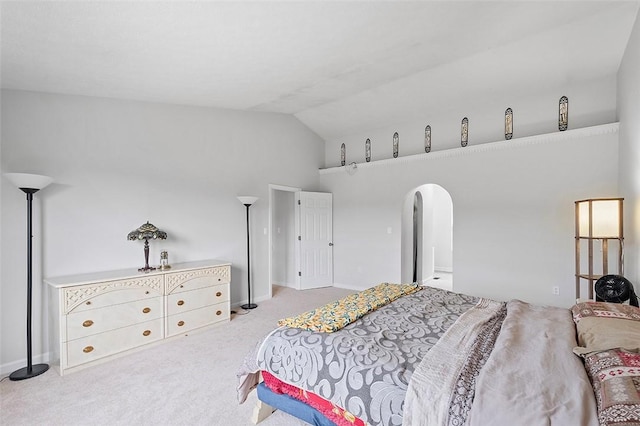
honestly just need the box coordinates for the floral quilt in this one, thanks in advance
[277,282,421,333]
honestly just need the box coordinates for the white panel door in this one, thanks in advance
[297,191,333,289]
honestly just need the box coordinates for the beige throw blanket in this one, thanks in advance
[468,300,599,426]
[402,298,505,426]
[403,299,599,426]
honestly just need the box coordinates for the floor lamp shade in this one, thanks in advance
[4,173,53,380]
[238,196,258,309]
[5,173,53,191]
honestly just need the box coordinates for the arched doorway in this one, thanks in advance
[412,191,423,284]
[401,184,453,290]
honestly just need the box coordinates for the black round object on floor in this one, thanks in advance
[9,363,49,381]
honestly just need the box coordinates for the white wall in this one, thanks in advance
[617,10,640,289]
[321,108,619,308]
[0,90,324,372]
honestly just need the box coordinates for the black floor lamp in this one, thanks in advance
[237,196,258,310]
[5,173,53,381]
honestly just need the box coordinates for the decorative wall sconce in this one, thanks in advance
[575,198,624,300]
[128,221,167,272]
[461,117,469,147]
[365,138,371,162]
[505,108,513,140]
[424,125,432,153]
[393,132,399,158]
[559,96,568,131]
[340,143,346,166]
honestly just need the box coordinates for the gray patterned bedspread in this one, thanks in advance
[237,286,479,426]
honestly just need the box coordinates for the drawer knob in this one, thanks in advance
[142,307,151,314]
[145,291,150,295]
[218,278,221,281]
[177,300,184,306]
[85,301,92,306]
[177,320,185,327]
[179,285,184,288]
[216,310,222,316]
[83,346,94,353]
[82,320,94,327]
[143,330,151,336]
[216,291,222,297]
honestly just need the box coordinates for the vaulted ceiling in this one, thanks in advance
[2,1,638,141]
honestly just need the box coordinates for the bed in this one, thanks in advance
[237,284,640,426]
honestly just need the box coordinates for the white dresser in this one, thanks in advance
[46,260,231,375]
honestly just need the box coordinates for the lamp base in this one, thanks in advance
[241,303,258,310]
[138,266,156,272]
[9,363,49,381]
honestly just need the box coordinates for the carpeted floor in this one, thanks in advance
[0,285,355,426]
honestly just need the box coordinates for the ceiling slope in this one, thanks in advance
[1,1,638,140]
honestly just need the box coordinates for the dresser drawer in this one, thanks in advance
[165,265,231,294]
[166,284,229,316]
[64,276,163,314]
[66,318,163,368]
[66,296,163,341]
[166,301,229,337]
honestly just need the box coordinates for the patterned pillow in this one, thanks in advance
[572,302,640,323]
[583,348,640,426]
[572,302,640,355]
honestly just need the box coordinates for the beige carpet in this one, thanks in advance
[0,285,355,426]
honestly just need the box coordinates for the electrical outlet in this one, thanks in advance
[552,286,560,295]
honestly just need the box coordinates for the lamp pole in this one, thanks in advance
[4,173,53,380]
[238,196,258,310]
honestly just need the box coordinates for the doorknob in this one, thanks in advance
[329,242,333,246]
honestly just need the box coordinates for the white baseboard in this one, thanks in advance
[421,274,435,284]
[231,293,273,310]
[333,282,366,291]
[271,282,297,289]
[0,352,52,376]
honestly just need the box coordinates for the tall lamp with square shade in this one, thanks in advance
[4,173,53,380]
[238,196,258,310]
[575,198,624,300]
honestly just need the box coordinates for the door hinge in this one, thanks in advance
[298,235,301,241]
[298,271,302,277]
[298,199,301,205]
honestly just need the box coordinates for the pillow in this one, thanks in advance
[572,301,640,356]
[583,348,640,426]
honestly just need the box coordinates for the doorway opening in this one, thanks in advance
[268,184,300,299]
[401,184,453,290]
[268,186,334,298]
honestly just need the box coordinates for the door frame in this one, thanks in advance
[268,183,301,299]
